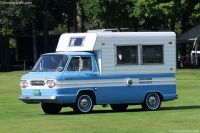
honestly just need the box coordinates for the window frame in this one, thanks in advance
[141,44,164,65]
[115,45,139,65]
[67,56,93,71]
[69,37,85,47]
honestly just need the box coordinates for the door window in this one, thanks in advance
[68,57,92,71]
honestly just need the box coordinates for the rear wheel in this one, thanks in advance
[110,104,128,112]
[73,93,93,114]
[41,103,62,114]
[141,92,161,111]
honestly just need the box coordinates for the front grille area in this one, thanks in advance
[30,80,45,86]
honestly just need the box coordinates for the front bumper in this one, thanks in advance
[19,95,59,104]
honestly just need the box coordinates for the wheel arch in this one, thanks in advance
[141,91,162,111]
[77,89,96,105]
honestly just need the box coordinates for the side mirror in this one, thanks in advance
[57,67,63,72]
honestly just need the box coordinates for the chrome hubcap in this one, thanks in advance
[148,96,156,106]
[80,99,88,109]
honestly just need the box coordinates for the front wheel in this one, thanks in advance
[141,92,161,111]
[41,103,62,114]
[73,93,93,114]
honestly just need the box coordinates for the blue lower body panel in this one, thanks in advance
[19,84,176,105]
[94,84,176,104]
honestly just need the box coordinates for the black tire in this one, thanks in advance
[110,104,128,112]
[73,93,93,114]
[141,92,161,111]
[41,103,62,114]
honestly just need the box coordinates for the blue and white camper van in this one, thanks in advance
[19,32,178,114]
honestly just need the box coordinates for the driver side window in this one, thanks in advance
[68,57,79,71]
[68,57,92,71]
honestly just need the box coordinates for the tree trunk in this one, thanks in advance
[44,0,50,53]
[67,17,71,32]
[0,36,10,71]
[170,16,175,32]
[32,22,38,64]
[73,0,77,32]
[180,16,188,57]
[76,0,83,32]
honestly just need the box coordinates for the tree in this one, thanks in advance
[0,0,76,64]
[82,0,136,31]
[130,0,170,31]
[131,0,199,32]
[0,1,33,36]
[0,1,34,69]
[76,0,83,32]
[191,2,200,26]
[43,0,50,53]
[155,0,179,32]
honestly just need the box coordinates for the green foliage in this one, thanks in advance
[49,24,68,34]
[191,3,200,25]
[0,0,34,35]
[0,70,200,132]
[81,0,99,29]
[9,38,16,48]
[132,0,165,30]
[82,0,135,30]
[0,0,200,35]
[83,0,200,32]
[0,0,73,36]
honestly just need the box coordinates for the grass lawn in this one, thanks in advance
[0,69,200,133]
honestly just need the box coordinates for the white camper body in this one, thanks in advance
[56,32,176,75]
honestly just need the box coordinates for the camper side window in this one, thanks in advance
[116,46,138,65]
[142,45,163,64]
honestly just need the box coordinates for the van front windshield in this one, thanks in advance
[31,55,68,72]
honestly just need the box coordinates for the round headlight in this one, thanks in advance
[46,80,55,88]
[20,80,28,88]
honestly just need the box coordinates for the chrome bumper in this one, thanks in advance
[19,95,58,104]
